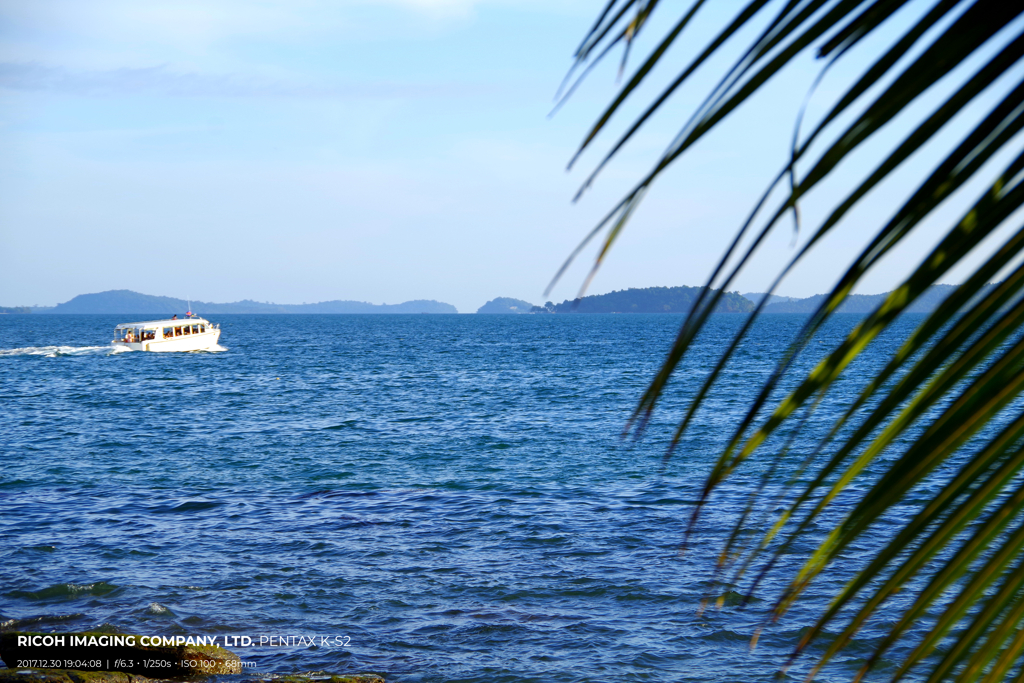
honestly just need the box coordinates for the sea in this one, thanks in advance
[0,313,966,682]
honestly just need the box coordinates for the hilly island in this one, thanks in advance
[3,284,969,315]
[549,286,752,314]
[474,287,751,314]
[476,284,966,314]
[8,287,753,315]
[15,290,459,315]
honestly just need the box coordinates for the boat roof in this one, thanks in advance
[115,316,209,329]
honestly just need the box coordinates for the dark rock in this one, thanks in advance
[0,670,156,683]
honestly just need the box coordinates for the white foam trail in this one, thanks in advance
[0,345,130,357]
[2,343,228,356]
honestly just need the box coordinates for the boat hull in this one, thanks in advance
[113,329,221,353]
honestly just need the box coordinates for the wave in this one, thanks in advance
[0,345,130,357]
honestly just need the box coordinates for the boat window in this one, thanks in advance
[183,325,191,335]
[163,327,173,338]
[143,329,156,341]
[175,326,183,337]
[199,324,205,333]
[191,325,199,334]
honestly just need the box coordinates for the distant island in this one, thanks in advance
[477,283,974,315]
[741,293,800,306]
[12,290,458,315]
[746,284,964,314]
[551,286,753,313]
[3,284,977,317]
[477,286,754,314]
[476,297,536,314]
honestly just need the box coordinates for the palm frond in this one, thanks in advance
[560,0,1024,678]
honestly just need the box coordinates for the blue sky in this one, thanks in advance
[2,1,1022,311]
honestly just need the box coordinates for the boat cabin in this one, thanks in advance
[114,320,210,343]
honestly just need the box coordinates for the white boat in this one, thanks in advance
[112,315,221,352]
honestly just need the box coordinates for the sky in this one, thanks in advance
[2,0,1022,312]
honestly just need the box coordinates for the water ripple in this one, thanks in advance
[0,313,979,682]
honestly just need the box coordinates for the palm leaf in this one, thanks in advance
[559,0,1024,678]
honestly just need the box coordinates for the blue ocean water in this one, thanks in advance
[0,313,946,681]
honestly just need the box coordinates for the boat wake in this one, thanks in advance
[204,344,228,352]
[0,345,132,358]
[178,344,228,353]
[1,343,227,357]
